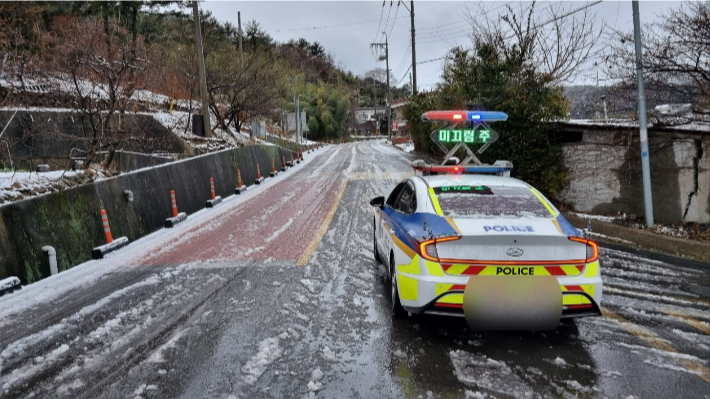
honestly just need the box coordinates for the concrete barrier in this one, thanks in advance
[0,143,308,284]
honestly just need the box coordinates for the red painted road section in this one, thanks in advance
[142,148,348,265]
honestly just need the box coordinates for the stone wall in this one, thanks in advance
[0,143,305,283]
[556,123,709,224]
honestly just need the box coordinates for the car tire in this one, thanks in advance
[390,253,404,317]
[373,218,382,264]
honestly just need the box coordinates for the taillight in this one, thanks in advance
[568,237,599,263]
[416,236,461,262]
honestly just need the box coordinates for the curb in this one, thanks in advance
[92,236,129,259]
[563,212,710,264]
[597,241,710,271]
[235,186,247,195]
[165,212,187,228]
[0,277,21,297]
[206,196,222,208]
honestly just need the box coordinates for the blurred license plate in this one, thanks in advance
[463,275,562,331]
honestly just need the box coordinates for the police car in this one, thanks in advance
[370,110,602,321]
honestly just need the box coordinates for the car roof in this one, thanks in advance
[416,174,529,189]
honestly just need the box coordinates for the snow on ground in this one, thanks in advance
[394,141,414,153]
[321,346,337,362]
[0,276,20,290]
[241,337,283,384]
[574,212,618,223]
[583,229,634,245]
[147,110,255,150]
[575,212,708,241]
[0,170,103,205]
[552,356,567,367]
[449,350,535,398]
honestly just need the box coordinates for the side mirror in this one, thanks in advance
[370,196,385,208]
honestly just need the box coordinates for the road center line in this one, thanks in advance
[601,305,710,383]
[296,179,348,266]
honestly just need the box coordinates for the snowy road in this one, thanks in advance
[1,140,709,399]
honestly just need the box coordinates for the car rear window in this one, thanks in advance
[432,185,552,218]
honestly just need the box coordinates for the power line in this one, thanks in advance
[373,1,385,42]
[417,31,470,44]
[415,1,511,32]
[381,0,394,41]
[387,1,401,39]
[392,43,412,76]
[417,56,447,65]
[416,1,603,64]
[417,23,471,38]
[273,16,406,33]
[418,36,469,45]
[416,18,469,32]
[394,63,412,87]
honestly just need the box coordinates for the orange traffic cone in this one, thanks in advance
[170,190,178,217]
[100,209,113,244]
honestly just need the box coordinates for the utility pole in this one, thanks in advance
[410,1,417,94]
[238,11,243,69]
[371,33,391,140]
[292,76,302,143]
[374,80,378,135]
[384,33,391,141]
[632,1,654,227]
[192,1,211,137]
[400,1,417,94]
[292,77,298,141]
[296,96,301,143]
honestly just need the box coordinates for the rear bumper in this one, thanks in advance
[404,291,601,319]
[397,270,603,319]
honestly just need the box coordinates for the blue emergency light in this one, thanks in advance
[421,110,508,122]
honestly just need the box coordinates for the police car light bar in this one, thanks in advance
[421,110,508,122]
[412,160,513,176]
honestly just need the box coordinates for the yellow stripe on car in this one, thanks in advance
[398,275,418,301]
[529,187,558,217]
[437,293,463,304]
[446,217,461,234]
[425,259,445,276]
[428,188,444,216]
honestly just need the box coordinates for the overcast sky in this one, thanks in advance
[201,1,678,91]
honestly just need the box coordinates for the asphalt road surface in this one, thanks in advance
[1,140,708,399]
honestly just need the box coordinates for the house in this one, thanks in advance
[390,97,410,136]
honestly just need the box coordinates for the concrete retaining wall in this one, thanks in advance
[108,150,175,172]
[0,143,306,283]
[556,123,709,224]
[0,110,185,170]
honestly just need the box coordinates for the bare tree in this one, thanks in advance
[605,1,710,113]
[465,1,604,85]
[50,15,156,169]
[207,47,285,135]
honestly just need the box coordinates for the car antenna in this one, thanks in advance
[424,170,432,237]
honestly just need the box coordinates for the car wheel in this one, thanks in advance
[373,218,382,264]
[390,254,404,317]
